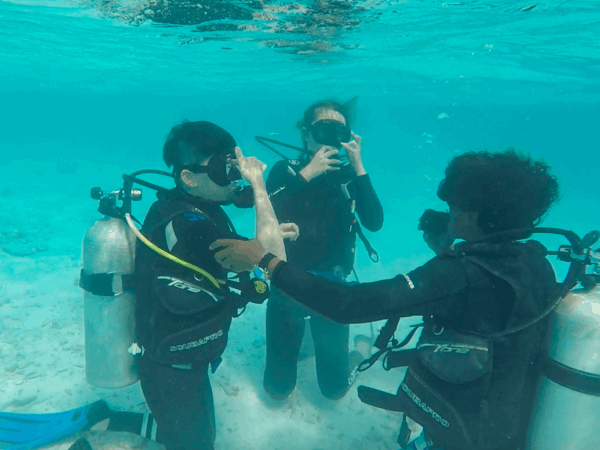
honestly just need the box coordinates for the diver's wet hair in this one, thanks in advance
[163,120,236,174]
[297,97,358,131]
[441,149,560,233]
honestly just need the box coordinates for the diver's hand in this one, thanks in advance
[279,223,299,241]
[210,238,266,272]
[341,132,366,176]
[232,146,267,185]
[299,147,341,182]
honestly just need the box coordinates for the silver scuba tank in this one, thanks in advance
[525,283,600,449]
[81,203,139,388]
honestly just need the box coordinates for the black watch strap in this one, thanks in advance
[258,253,278,277]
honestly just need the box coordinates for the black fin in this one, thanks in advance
[68,437,93,450]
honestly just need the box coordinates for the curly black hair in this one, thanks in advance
[438,149,560,234]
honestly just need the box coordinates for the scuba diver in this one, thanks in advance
[259,98,384,401]
[133,120,288,450]
[210,149,571,449]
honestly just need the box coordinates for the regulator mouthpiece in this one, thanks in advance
[581,230,600,249]
[230,179,247,192]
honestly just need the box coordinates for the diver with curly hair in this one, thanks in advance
[211,149,560,450]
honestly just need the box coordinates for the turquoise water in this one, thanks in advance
[1,0,599,449]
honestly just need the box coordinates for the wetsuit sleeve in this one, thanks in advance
[350,174,384,232]
[270,256,468,324]
[266,160,310,203]
[151,213,245,315]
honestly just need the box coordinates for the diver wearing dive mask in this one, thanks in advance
[305,113,359,185]
[309,119,352,148]
[135,120,283,450]
[175,151,254,208]
[177,152,241,187]
[262,99,384,402]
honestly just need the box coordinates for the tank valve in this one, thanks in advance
[90,187,142,202]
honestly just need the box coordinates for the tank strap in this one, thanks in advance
[79,269,135,297]
[541,354,600,397]
[354,219,380,263]
[358,323,422,372]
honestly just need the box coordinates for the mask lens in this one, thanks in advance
[207,153,241,186]
[335,126,351,143]
[311,121,351,147]
[226,160,242,183]
[437,178,448,201]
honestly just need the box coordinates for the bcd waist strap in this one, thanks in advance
[358,368,477,450]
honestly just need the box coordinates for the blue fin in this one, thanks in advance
[0,400,110,450]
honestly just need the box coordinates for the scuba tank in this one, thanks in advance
[80,185,142,388]
[79,169,266,387]
[525,239,600,449]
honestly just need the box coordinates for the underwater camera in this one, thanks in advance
[418,209,450,236]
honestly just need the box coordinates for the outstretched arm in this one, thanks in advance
[211,236,469,324]
[266,256,467,323]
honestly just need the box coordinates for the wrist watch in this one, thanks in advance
[253,253,278,280]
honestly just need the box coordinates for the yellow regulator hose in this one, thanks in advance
[125,213,222,289]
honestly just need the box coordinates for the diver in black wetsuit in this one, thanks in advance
[262,99,384,400]
[211,149,561,450]
[134,121,287,450]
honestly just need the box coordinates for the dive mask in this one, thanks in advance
[310,120,352,147]
[180,152,242,187]
[437,178,449,202]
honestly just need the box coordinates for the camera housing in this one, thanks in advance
[418,210,450,236]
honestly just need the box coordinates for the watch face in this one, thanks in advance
[253,267,266,280]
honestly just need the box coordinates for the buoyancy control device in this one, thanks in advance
[355,227,600,449]
[80,170,267,387]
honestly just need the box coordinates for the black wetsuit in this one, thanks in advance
[135,188,246,450]
[264,158,383,400]
[269,240,557,450]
